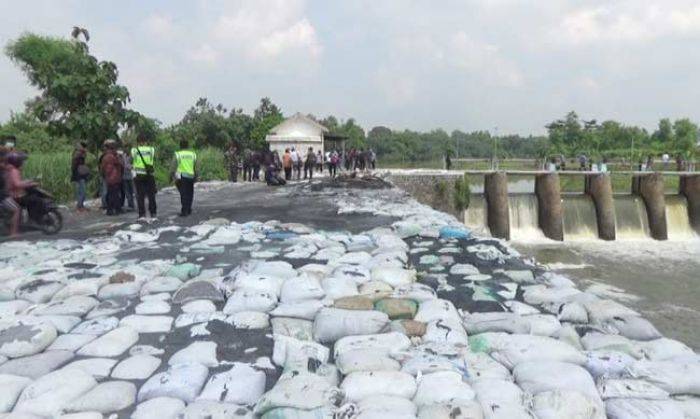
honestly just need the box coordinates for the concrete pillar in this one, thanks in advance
[585,174,616,240]
[632,173,668,240]
[680,174,700,234]
[484,172,510,240]
[534,173,563,241]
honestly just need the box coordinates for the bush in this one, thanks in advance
[454,174,471,211]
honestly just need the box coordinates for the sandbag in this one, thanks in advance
[333,332,411,358]
[272,335,329,368]
[232,273,286,298]
[423,319,469,346]
[601,316,661,341]
[672,395,700,419]
[355,395,417,417]
[584,350,636,378]
[270,300,324,320]
[584,299,639,324]
[414,371,475,408]
[341,370,417,402]
[487,335,587,369]
[280,276,325,303]
[415,299,461,324]
[463,313,561,336]
[472,378,525,412]
[313,308,389,343]
[271,317,313,341]
[370,267,416,287]
[513,361,601,403]
[641,338,694,361]
[597,378,669,400]
[629,360,700,395]
[533,390,606,419]
[605,398,684,419]
[254,373,341,416]
[223,289,277,314]
[417,402,484,419]
[320,277,358,300]
[580,333,644,359]
[336,349,400,375]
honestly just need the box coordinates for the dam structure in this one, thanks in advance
[385,170,700,242]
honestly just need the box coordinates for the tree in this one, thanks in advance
[5,31,141,150]
[250,97,283,150]
[672,118,698,159]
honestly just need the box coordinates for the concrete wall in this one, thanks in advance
[386,173,464,218]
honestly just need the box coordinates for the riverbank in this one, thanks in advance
[0,179,698,417]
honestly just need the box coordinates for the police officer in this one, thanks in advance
[131,134,157,218]
[173,139,197,217]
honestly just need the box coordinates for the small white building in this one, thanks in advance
[265,113,328,155]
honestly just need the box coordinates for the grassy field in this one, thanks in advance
[23,147,230,204]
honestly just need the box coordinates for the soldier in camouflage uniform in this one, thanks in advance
[224,142,239,183]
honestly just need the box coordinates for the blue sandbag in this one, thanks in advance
[439,226,471,240]
[266,231,298,241]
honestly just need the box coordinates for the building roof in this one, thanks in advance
[268,113,329,138]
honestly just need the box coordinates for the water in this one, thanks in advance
[666,195,697,240]
[614,195,651,239]
[562,194,598,240]
[514,240,700,350]
[508,194,545,240]
[464,194,490,236]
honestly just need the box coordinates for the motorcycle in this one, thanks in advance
[1,186,63,235]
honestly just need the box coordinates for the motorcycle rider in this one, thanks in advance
[0,147,20,237]
[4,152,38,236]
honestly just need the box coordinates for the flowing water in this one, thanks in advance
[508,194,546,240]
[666,195,697,240]
[464,194,490,236]
[562,194,598,240]
[614,195,651,239]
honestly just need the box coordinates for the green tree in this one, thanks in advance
[672,118,698,159]
[250,97,283,150]
[5,31,140,151]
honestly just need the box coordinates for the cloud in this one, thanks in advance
[143,14,175,39]
[187,43,219,66]
[556,2,700,44]
[450,31,523,87]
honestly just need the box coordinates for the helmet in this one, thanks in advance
[6,152,27,167]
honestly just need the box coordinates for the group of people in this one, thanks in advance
[223,144,378,186]
[547,153,692,173]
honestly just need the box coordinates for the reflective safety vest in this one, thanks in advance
[175,149,196,178]
[131,146,155,175]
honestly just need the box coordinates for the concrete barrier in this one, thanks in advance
[484,172,510,240]
[632,173,668,240]
[680,174,700,234]
[585,174,616,240]
[534,173,563,241]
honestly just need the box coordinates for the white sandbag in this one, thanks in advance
[504,301,540,316]
[336,349,400,375]
[198,362,266,405]
[672,395,700,419]
[249,260,297,280]
[227,311,270,329]
[513,361,601,404]
[522,285,581,306]
[558,302,589,323]
[370,267,416,287]
[461,352,512,383]
[334,332,411,358]
[297,264,329,281]
[533,390,606,419]
[334,251,372,266]
[373,234,409,252]
[641,338,694,361]
[423,319,469,346]
[463,313,561,336]
[272,335,329,368]
[417,401,484,419]
[584,299,640,324]
[481,403,534,419]
[580,332,644,359]
[280,276,325,303]
[320,277,358,300]
[223,289,277,314]
[138,362,209,403]
[605,398,684,419]
[233,273,286,298]
[356,395,416,417]
[584,350,636,378]
[331,265,371,285]
[472,379,525,411]
[601,316,661,341]
[393,221,422,238]
[554,324,583,350]
[341,370,417,402]
[629,360,700,395]
[254,372,341,416]
[597,378,669,400]
[413,371,475,407]
[415,299,461,324]
[488,335,587,369]
[392,283,437,302]
[313,308,389,343]
[270,300,324,320]
[271,317,313,341]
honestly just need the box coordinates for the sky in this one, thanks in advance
[1,0,700,135]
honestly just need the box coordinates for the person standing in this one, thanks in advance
[370,148,376,170]
[290,147,300,180]
[119,145,135,211]
[251,150,262,181]
[242,148,252,182]
[329,151,339,177]
[100,140,124,216]
[445,153,452,170]
[71,142,90,212]
[173,139,197,217]
[304,147,316,180]
[131,134,157,219]
[282,148,293,180]
[224,142,239,182]
[316,150,324,173]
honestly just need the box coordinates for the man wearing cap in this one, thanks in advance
[131,134,157,218]
[172,139,197,217]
